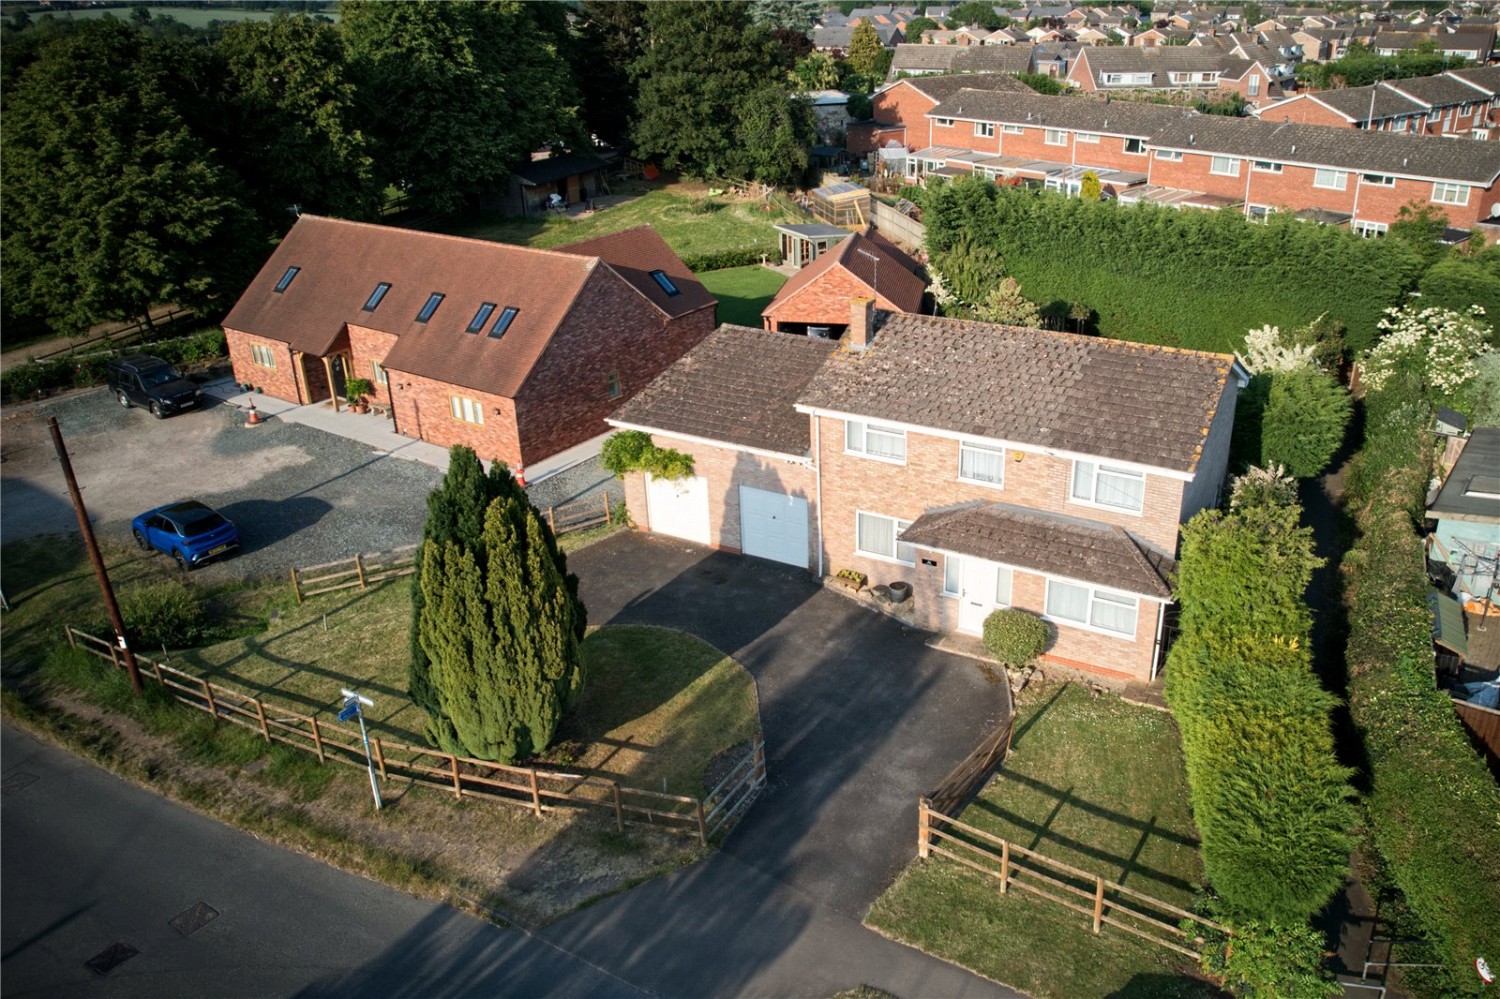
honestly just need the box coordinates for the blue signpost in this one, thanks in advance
[339,688,382,811]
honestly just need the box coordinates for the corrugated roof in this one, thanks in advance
[556,225,715,321]
[899,501,1177,598]
[609,325,836,456]
[797,313,1235,474]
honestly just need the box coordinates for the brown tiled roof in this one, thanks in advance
[764,230,926,318]
[899,501,1176,598]
[609,325,836,456]
[555,225,715,321]
[797,313,1235,474]
[222,215,598,396]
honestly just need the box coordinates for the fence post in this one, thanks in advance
[373,737,386,780]
[602,493,611,525]
[291,567,303,605]
[110,643,121,671]
[548,507,556,532]
[529,769,542,817]
[152,659,164,685]
[310,715,326,764]
[918,797,932,859]
[200,677,217,718]
[354,553,367,590]
[1000,839,1010,894]
[696,799,708,847]
[65,625,77,649]
[612,782,624,832]
[255,697,270,743]
[1093,876,1105,935]
[450,755,463,800]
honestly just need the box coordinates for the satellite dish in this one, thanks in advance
[1489,202,1499,218]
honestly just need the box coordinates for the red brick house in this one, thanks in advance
[223,217,715,469]
[761,230,926,336]
[610,303,1246,683]
[1255,68,1500,139]
[848,73,1037,156]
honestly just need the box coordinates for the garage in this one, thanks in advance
[645,474,711,545]
[739,486,809,569]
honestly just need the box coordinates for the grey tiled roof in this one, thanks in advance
[1446,65,1500,95]
[796,313,1236,474]
[890,43,1034,75]
[1384,74,1487,106]
[903,72,1037,103]
[611,325,835,457]
[1428,426,1500,522]
[899,501,1177,597]
[932,87,1197,137]
[1311,84,1426,120]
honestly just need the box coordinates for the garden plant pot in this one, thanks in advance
[888,581,912,603]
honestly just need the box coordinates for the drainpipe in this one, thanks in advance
[1150,599,1168,681]
[813,415,825,578]
[385,373,400,435]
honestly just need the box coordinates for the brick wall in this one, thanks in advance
[871,80,943,150]
[515,268,716,466]
[1258,97,1352,128]
[764,267,905,330]
[624,435,820,567]
[387,369,522,465]
[346,324,398,404]
[226,329,302,403]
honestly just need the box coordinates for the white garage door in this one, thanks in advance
[645,474,711,545]
[739,486,809,569]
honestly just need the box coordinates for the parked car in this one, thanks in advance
[106,355,201,418]
[131,501,240,570]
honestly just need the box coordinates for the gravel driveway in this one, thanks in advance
[1,388,442,580]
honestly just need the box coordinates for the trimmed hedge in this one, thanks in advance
[980,608,1050,666]
[680,245,777,272]
[0,327,227,404]
[1341,380,1500,996]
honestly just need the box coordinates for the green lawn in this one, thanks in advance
[699,266,787,329]
[867,683,1224,999]
[432,186,796,264]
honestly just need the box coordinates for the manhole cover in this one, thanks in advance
[85,942,138,976]
[169,902,219,937]
[2,772,39,795]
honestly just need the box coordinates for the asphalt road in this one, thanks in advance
[0,723,639,999]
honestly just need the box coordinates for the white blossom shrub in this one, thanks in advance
[1363,304,1490,396]
[1241,324,1318,375]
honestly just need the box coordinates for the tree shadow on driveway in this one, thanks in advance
[216,496,333,553]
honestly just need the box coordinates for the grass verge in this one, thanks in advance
[699,266,788,328]
[865,681,1225,999]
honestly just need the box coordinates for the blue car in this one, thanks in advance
[131,501,240,570]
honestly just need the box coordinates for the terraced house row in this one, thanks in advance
[877,83,1500,233]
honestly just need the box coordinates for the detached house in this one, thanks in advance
[761,230,926,336]
[224,217,715,469]
[610,304,1245,683]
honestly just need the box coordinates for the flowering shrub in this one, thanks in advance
[1241,324,1318,374]
[1363,304,1490,398]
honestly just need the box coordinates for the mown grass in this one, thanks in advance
[699,266,788,328]
[433,186,797,262]
[866,682,1224,999]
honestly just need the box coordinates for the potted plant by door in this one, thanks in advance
[344,376,374,414]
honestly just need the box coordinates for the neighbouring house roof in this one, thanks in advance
[899,501,1177,598]
[896,72,1038,105]
[555,225,714,321]
[764,230,927,319]
[1386,73,1491,107]
[889,42,1034,75]
[797,312,1237,475]
[1429,426,1500,523]
[1447,65,1500,95]
[609,324,837,457]
[512,152,610,187]
[932,87,1191,137]
[1310,84,1427,121]
[774,223,855,240]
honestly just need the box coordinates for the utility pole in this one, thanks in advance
[47,417,142,695]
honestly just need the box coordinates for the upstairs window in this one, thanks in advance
[416,293,444,323]
[1124,137,1146,154]
[1313,168,1347,190]
[1362,173,1396,186]
[489,306,519,338]
[1002,123,1025,134]
[1071,460,1145,513]
[649,270,680,296]
[1044,128,1068,145]
[1076,131,1100,144]
[975,122,996,138]
[362,282,391,311]
[1433,181,1470,206]
[1251,160,1282,173]
[958,440,1005,486]
[845,420,907,463]
[467,302,497,333]
[1155,149,1183,161]
[274,266,300,293]
[1210,156,1240,177]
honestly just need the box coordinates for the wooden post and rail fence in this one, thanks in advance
[915,710,1228,958]
[65,625,766,844]
[289,495,615,603]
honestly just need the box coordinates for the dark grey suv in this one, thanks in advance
[106,355,201,419]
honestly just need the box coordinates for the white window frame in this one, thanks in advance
[1313,168,1347,190]
[1251,160,1282,173]
[1123,137,1146,155]
[1210,155,1240,177]
[942,555,962,596]
[1043,578,1140,638]
[1248,74,1261,96]
[1070,460,1146,514]
[1362,173,1396,187]
[855,511,915,566]
[371,359,388,386]
[958,440,1006,488]
[251,344,277,368]
[935,117,954,127]
[1155,149,1183,161]
[1432,181,1470,206]
[975,121,996,137]
[845,419,907,464]
[450,395,484,425]
[1353,220,1388,238]
[1076,131,1100,143]
[1044,128,1068,146]
[1002,123,1024,134]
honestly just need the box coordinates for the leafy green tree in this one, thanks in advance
[342,0,585,214]
[846,20,886,76]
[1014,71,1066,95]
[571,0,647,146]
[1260,368,1352,478]
[946,1,1006,29]
[934,236,1007,304]
[1079,170,1102,201]
[904,15,940,41]
[748,0,823,32]
[975,277,1042,326]
[1240,1,1264,27]
[217,16,380,225]
[1418,248,1500,342]
[792,51,841,89]
[731,89,815,186]
[630,1,790,177]
[1,20,259,335]
[412,446,586,762]
[846,90,874,120]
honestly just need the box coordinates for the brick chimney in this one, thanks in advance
[848,296,876,352]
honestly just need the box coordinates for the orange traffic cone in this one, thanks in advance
[514,464,527,487]
[245,403,262,427]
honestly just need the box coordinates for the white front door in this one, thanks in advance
[738,486,809,568]
[645,473,711,545]
[957,557,999,635]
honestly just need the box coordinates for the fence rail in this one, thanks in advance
[1453,696,1500,772]
[925,714,1014,819]
[291,545,418,603]
[24,307,199,363]
[917,801,1228,958]
[545,493,614,535]
[66,625,765,843]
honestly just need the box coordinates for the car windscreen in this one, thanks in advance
[140,366,181,387]
[178,513,228,537]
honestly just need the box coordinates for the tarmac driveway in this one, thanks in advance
[549,532,1017,998]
